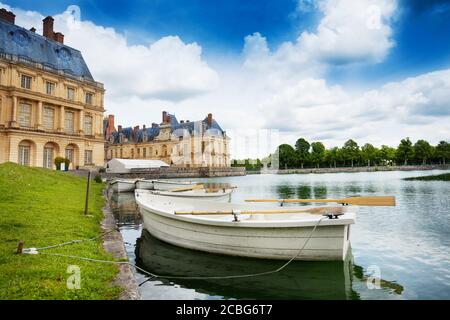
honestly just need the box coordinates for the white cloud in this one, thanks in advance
[243,0,397,77]
[299,0,397,64]
[3,0,450,159]
[1,3,219,103]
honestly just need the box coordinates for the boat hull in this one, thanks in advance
[135,180,154,190]
[136,192,355,261]
[110,180,136,193]
[152,180,197,191]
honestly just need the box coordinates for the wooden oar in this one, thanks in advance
[175,206,344,216]
[245,196,396,206]
[169,184,205,192]
[205,186,238,193]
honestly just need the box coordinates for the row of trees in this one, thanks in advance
[275,138,450,169]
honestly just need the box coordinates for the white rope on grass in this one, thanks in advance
[32,229,118,251]
[26,217,327,282]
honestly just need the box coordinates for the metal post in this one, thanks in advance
[84,171,91,215]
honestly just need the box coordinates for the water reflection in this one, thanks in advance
[108,191,142,227]
[135,229,357,300]
[134,230,404,300]
[107,169,450,299]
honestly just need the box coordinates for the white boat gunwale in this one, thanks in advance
[135,190,356,228]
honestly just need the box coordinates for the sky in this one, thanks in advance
[2,0,450,158]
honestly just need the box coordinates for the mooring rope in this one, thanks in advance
[31,229,119,251]
[22,217,327,282]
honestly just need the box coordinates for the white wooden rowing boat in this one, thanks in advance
[135,190,356,261]
[148,188,234,200]
[152,179,198,191]
[135,179,154,190]
[110,179,136,193]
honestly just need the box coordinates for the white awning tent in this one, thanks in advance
[106,158,169,173]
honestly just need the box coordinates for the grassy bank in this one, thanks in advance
[0,163,120,300]
[404,173,450,181]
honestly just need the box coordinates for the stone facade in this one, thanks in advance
[0,10,105,169]
[104,111,231,168]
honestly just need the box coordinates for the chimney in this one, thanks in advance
[30,27,36,33]
[54,32,64,44]
[143,125,146,130]
[180,120,184,124]
[207,113,213,126]
[162,111,167,123]
[0,8,15,24]
[166,115,171,124]
[106,115,115,137]
[152,123,158,128]
[43,16,54,40]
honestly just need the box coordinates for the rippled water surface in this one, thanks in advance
[109,170,450,300]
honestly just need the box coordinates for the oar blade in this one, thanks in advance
[344,196,396,206]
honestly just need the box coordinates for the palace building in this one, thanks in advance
[0,9,105,169]
[104,111,231,168]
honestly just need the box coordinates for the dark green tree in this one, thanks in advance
[342,139,360,167]
[397,138,414,165]
[310,142,326,168]
[413,139,433,165]
[277,144,297,169]
[295,138,310,169]
[361,143,378,167]
[435,141,450,164]
[379,145,396,165]
[328,147,340,168]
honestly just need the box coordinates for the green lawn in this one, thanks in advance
[404,173,450,181]
[0,163,121,300]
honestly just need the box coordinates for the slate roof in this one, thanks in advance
[109,113,227,145]
[0,18,94,81]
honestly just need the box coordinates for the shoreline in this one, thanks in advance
[251,164,450,175]
[102,192,141,300]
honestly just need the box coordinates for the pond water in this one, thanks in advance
[108,170,450,300]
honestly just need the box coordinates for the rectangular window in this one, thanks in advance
[64,111,74,133]
[120,149,123,158]
[18,145,30,166]
[43,107,55,130]
[143,148,147,158]
[18,102,31,127]
[67,87,75,100]
[84,150,93,165]
[43,147,54,169]
[84,115,93,135]
[85,92,93,105]
[21,75,32,89]
[46,82,55,95]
